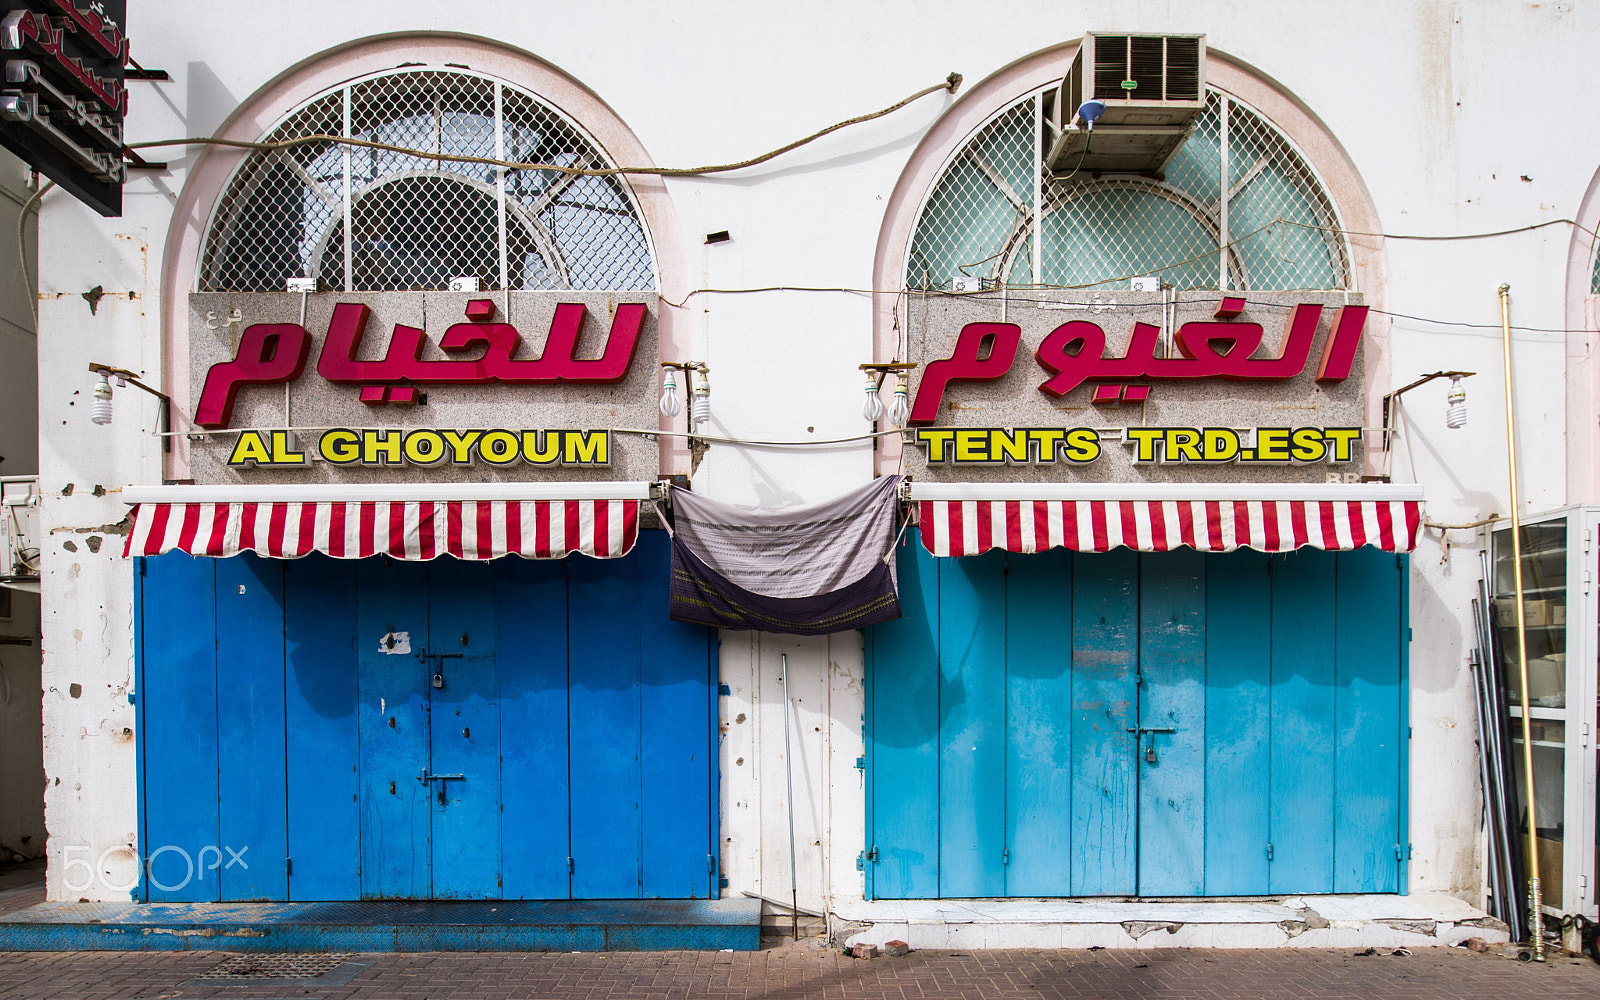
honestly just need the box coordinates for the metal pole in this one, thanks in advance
[1499,283,1545,961]
[1218,94,1230,290]
[780,653,799,940]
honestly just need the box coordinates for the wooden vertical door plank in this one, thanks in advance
[1070,550,1139,895]
[139,554,220,902]
[497,555,571,899]
[1202,550,1273,894]
[568,550,643,898]
[284,554,361,901]
[215,554,288,901]
[1333,549,1403,892]
[868,531,941,899]
[428,558,501,898]
[1137,550,1206,895]
[1268,549,1338,894]
[1004,548,1074,896]
[937,550,1008,898]
[638,531,716,898]
[356,559,432,899]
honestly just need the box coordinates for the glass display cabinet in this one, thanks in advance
[1491,507,1600,918]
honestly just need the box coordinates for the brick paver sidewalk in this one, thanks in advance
[1,941,1598,1000]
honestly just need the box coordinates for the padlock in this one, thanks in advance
[1144,747,1157,764]
[432,671,444,689]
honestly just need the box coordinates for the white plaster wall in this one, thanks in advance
[33,0,1600,913]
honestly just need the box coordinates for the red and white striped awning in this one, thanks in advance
[911,484,1423,557]
[121,484,649,561]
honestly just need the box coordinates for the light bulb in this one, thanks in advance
[887,373,911,427]
[1445,377,1466,429]
[691,368,711,426]
[659,369,682,417]
[90,375,113,426]
[862,374,884,422]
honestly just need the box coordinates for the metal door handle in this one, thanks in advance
[418,769,466,806]
[1126,727,1176,764]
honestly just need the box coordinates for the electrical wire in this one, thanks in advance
[126,74,963,179]
[155,423,910,449]
[16,180,53,329]
[1051,130,1093,184]
[1425,514,1501,531]
[665,280,1595,334]
[1277,216,1600,245]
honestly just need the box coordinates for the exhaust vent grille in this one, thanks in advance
[1093,36,1130,99]
[1165,37,1202,100]
[1129,37,1165,98]
[1089,34,1204,102]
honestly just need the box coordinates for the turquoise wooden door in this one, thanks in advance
[865,531,1407,898]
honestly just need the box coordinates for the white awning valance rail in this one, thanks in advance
[909,482,1425,556]
[121,482,655,562]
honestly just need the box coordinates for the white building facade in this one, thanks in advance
[29,0,1600,947]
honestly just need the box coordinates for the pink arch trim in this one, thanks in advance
[870,41,1389,476]
[160,31,689,478]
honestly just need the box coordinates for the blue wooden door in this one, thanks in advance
[865,534,1407,899]
[137,532,716,902]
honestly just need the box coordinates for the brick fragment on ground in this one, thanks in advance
[882,939,910,957]
[849,942,879,959]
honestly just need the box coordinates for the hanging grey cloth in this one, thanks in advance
[668,476,902,634]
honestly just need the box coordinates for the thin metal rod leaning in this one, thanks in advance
[1499,282,1545,961]
[780,653,799,941]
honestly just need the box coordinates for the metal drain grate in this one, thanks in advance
[197,952,356,980]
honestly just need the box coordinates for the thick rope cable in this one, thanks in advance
[126,74,963,178]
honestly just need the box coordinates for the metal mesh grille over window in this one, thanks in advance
[199,68,656,292]
[908,89,1349,292]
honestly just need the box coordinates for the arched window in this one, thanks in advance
[907,88,1349,292]
[199,67,656,293]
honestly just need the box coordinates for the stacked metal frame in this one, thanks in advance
[1473,551,1529,944]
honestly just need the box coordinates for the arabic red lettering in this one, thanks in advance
[908,322,1020,425]
[437,302,645,384]
[198,301,648,428]
[1182,303,1322,380]
[1314,305,1368,382]
[525,302,646,384]
[317,301,645,388]
[1032,303,1361,402]
[194,323,311,429]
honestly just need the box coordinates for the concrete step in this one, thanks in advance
[0,897,762,952]
[834,894,1511,950]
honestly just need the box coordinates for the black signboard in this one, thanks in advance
[0,1,126,217]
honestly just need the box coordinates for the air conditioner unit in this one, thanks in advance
[1047,32,1207,175]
